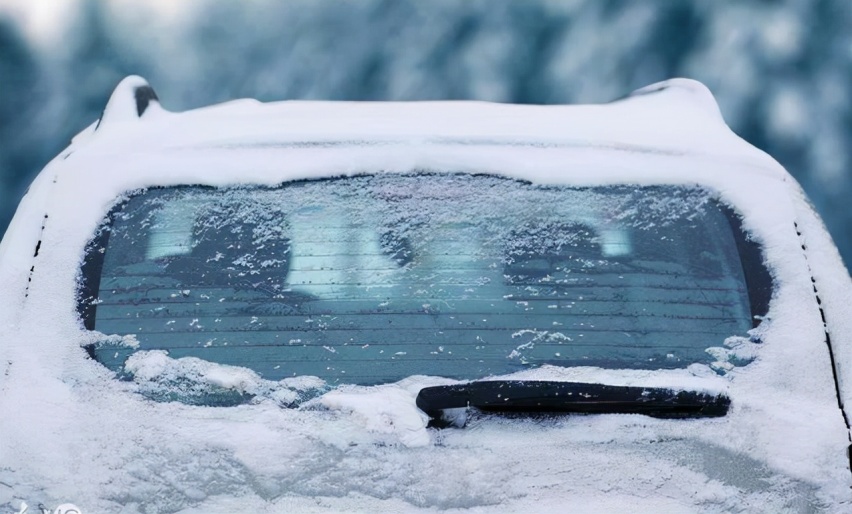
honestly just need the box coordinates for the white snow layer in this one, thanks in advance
[0,78,850,512]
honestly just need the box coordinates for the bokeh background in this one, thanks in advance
[0,0,849,268]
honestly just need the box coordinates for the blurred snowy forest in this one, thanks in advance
[0,0,850,267]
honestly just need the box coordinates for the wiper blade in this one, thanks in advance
[416,381,730,425]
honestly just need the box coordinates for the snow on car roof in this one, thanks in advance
[70,75,783,178]
[0,76,850,512]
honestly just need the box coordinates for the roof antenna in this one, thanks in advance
[134,84,159,117]
[95,75,163,131]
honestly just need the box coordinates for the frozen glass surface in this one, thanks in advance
[83,175,756,384]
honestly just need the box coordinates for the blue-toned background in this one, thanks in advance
[0,0,849,267]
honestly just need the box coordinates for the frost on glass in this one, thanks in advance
[83,175,756,396]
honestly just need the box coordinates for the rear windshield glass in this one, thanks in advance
[79,174,769,385]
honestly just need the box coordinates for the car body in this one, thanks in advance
[0,76,850,513]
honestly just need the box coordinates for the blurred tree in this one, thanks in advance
[59,0,154,138]
[0,0,849,265]
[0,15,40,232]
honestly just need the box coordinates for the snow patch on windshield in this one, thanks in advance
[316,385,431,447]
[488,364,729,396]
[125,350,326,406]
[80,330,140,349]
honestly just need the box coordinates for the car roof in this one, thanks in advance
[65,75,785,181]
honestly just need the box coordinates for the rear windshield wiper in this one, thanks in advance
[416,380,730,427]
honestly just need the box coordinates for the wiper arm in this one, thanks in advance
[416,381,729,426]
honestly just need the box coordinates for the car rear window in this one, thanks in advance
[78,174,771,385]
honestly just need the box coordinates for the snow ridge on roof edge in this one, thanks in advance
[624,78,726,125]
[76,75,763,174]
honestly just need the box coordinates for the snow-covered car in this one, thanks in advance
[1,76,850,513]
